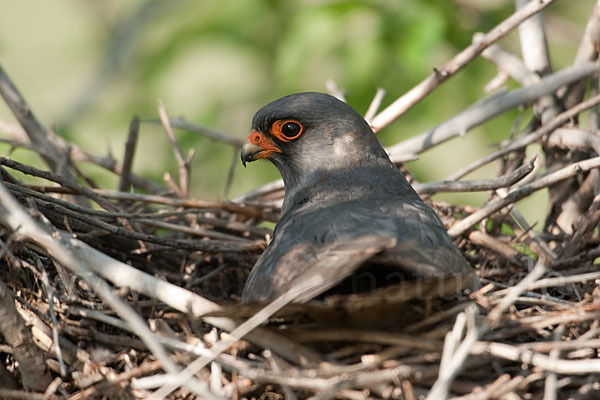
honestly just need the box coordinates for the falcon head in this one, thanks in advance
[241,92,391,191]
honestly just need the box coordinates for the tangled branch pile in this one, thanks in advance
[1,1,600,399]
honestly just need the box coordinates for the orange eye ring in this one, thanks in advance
[271,119,303,142]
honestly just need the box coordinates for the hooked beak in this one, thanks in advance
[241,142,264,167]
[240,130,281,167]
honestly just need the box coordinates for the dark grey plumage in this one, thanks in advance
[241,92,478,303]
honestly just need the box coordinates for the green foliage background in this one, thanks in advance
[0,0,592,226]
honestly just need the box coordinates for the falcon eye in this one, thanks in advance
[271,119,303,142]
[282,122,301,137]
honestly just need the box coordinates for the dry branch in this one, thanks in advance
[387,62,598,160]
[370,0,556,132]
[448,157,600,237]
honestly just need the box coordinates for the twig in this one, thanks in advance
[325,79,345,102]
[448,156,600,237]
[515,0,554,129]
[547,128,600,154]
[550,247,600,270]
[560,192,600,256]
[0,186,321,365]
[476,32,539,86]
[405,302,471,333]
[267,351,298,400]
[118,116,139,193]
[444,93,600,181]
[370,0,556,132]
[522,270,600,291]
[92,188,267,218]
[14,293,79,365]
[364,88,386,124]
[414,159,534,194]
[516,0,552,76]
[143,117,244,147]
[484,70,510,92]
[508,203,557,260]
[426,305,479,400]
[0,181,220,399]
[487,261,547,327]
[563,0,600,109]
[452,373,511,400]
[233,179,285,204]
[543,325,565,400]
[387,62,598,160]
[148,274,324,399]
[468,231,521,260]
[224,147,239,198]
[158,100,190,197]
[39,266,67,377]
[574,0,600,66]
[470,341,600,374]
[7,181,269,239]
[0,120,166,193]
[0,157,118,212]
[10,180,270,220]
[138,219,254,242]
[25,196,259,252]
[0,389,45,400]
[0,64,70,177]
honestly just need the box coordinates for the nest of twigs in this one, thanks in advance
[1,2,600,400]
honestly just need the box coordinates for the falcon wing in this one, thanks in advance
[241,235,396,304]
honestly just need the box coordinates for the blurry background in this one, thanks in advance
[0,0,592,226]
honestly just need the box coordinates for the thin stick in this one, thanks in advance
[224,147,238,198]
[0,182,220,399]
[426,305,479,400]
[414,158,534,194]
[470,341,600,374]
[543,325,565,400]
[325,80,345,102]
[28,196,257,252]
[487,261,547,328]
[448,157,600,237]
[148,275,324,399]
[158,100,190,197]
[516,0,552,76]
[0,120,166,193]
[370,0,556,132]
[364,88,386,124]
[525,271,600,291]
[118,116,139,193]
[2,168,265,218]
[476,32,539,86]
[1,185,321,366]
[550,247,600,270]
[143,117,244,147]
[444,93,600,181]
[39,266,67,377]
[387,62,598,159]
[0,157,118,212]
[0,64,65,174]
